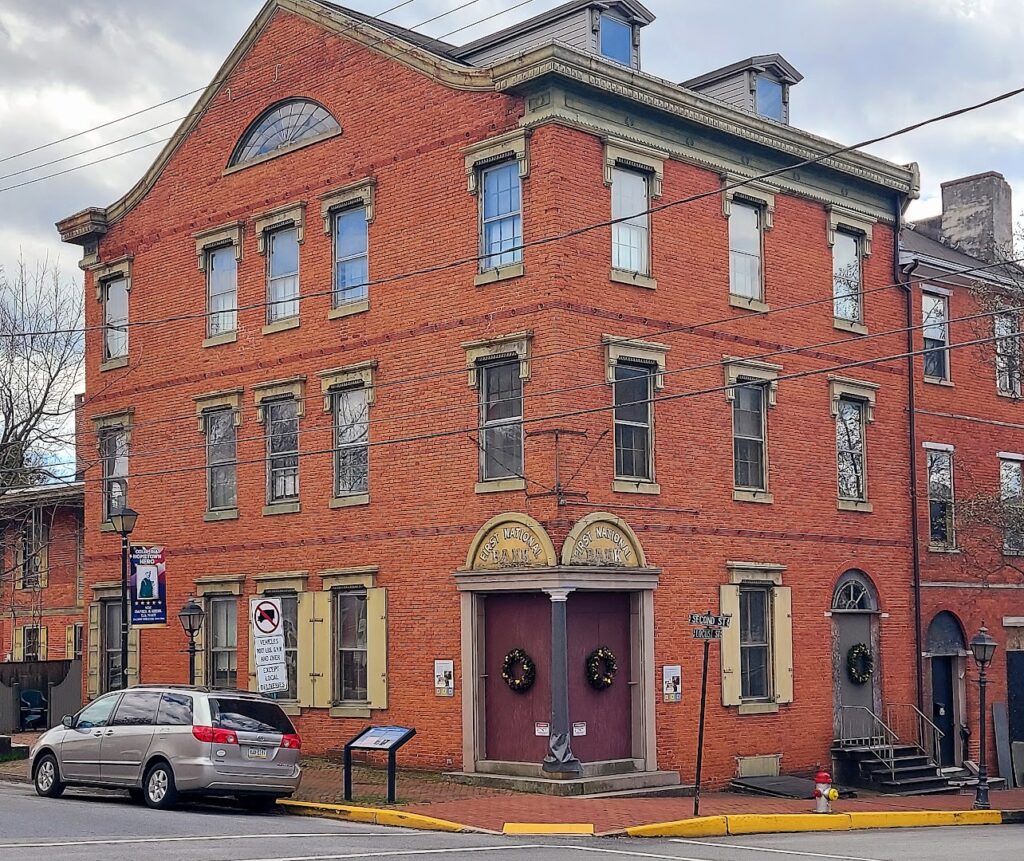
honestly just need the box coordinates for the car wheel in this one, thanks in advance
[128,788,145,804]
[33,754,65,798]
[142,762,178,810]
[239,795,279,813]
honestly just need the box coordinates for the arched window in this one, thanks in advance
[229,99,339,167]
[832,569,879,611]
[926,611,966,655]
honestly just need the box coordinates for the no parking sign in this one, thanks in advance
[250,597,288,694]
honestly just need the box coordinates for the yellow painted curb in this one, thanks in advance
[626,815,728,838]
[503,823,595,835]
[278,799,469,832]
[847,810,1003,830]
[727,813,852,835]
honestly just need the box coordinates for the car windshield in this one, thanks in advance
[209,697,294,734]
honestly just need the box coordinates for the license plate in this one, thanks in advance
[247,747,269,760]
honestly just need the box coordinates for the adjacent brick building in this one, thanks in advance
[51,0,1018,791]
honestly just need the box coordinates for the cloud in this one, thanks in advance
[0,0,1021,274]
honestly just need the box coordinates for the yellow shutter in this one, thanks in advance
[127,627,140,686]
[13,627,24,662]
[87,603,101,698]
[366,587,388,710]
[38,627,48,661]
[772,586,794,704]
[719,585,742,706]
[297,592,319,708]
[66,625,75,660]
[192,615,206,687]
[310,592,333,709]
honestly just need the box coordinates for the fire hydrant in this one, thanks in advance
[813,768,839,813]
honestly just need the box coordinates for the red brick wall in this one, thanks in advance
[72,7,928,783]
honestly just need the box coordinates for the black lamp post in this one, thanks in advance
[109,506,138,690]
[178,595,205,686]
[969,623,998,810]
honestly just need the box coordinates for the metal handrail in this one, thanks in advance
[838,705,899,779]
[886,703,945,767]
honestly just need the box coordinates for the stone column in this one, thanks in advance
[542,588,582,775]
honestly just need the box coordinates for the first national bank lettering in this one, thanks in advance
[478,526,545,568]
[570,525,634,566]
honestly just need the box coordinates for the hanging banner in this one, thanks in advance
[130,545,168,626]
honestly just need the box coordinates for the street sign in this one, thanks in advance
[250,597,287,694]
[688,613,731,628]
[689,608,731,820]
[254,635,286,668]
[251,598,283,638]
[692,627,724,640]
[256,663,288,694]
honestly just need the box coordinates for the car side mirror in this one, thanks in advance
[62,714,74,729]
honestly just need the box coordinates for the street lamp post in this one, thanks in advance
[969,623,998,811]
[177,595,206,686]
[109,506,138,690]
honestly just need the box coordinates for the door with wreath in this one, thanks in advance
[831,570,881,741]
[566,592,632,762]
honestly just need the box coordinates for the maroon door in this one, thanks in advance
[567,592,632,762]
[484,593,552,762]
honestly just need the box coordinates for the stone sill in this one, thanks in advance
[738,701,780,716]
[834,317,868,335]
[924,376,954,388]
[474,262,524,286]
[329,704,372,718]
[263,316,300,336]
[475,477,526,494]
[928,544,959,554]
[733,488,774,504]
[327,298,369,320]
[99,521,116,533]
[729,294,769,313]
[330,493,370,509]
[203,331,238,348]
[263,500,301,516]
[99,356,128,372]
[837,498,873,513]
[610,269,657,290]
[204,508,239,522]
[612,479,661,495]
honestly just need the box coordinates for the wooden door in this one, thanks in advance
[566,592,632,762]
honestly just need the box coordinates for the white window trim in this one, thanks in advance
[462,332,532,388]
[828,376,879,423]
[91,257,132,302]
[193,221,244,270]
[723,356,781,406]
[826,205,875,256]
[253,377,306,422]
[603,137,666,199]
[463,129,530,193]
[721,173,775,228]
[604,335,668,389]
[319,178,376,231]
[255,202,306,254]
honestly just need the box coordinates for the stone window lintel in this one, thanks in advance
[255,202,306,253]
[253,376,306,422]
[91,408,134,449]
[319,360,378,409]
[829,375,879,423]
[462,331,532,387]
[604,334,669,390]
[194,574,245,596]
[723,356,781,406]
[193,221,245,270]
[827,204,875,255]
[464,129,531,193]
[193,387,244,432]
[319,178,376,231]
[727,561,786,586]
[321,565,378,591]
[92,257,132,301]
[721,173,776,228]
[254,570,309,594]
[604,136,667,198]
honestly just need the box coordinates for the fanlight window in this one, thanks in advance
[230,99,339,167]
[832,569,878,611]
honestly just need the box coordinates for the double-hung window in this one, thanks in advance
[267,226,300,322]
[480,161,522,271]
[204,407,237,512]
[611,167,650,276]
[206,246,237,336]
[333,387,369,498]
[922,293,950,381]
[613,361,653,481]
[102,600,122,692]
[23,626,41,662]
[733,381,767,492]
[836,397,867,502]
[1000,457,1024,554]
[832,231,863,323]
[266,593,299,701]
[266,399,299,504]
[926,446,955,548]
[100,426,129,521]
[207,595,238,689]
[335,590,368,703]
[739,586,772,701]
[103,277,129,361]
[333,208,369,307]
[478,359,523,482]
[729,200,763,302]
[20,510,47,589]
[995,313,1021,396]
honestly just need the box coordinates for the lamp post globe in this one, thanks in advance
[969,624,998,811]
[178,595,205,685]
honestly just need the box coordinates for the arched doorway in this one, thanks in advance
[926,611,967,767]
[831,570,881,740]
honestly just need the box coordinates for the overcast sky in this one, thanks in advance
[1,0,1022,277]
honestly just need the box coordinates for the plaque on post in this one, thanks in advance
[343,725,416,804]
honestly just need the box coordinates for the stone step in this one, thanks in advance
[863,764,940,781]
[576,783,696,800]
[445,769,681,797]
[876,775,954,794]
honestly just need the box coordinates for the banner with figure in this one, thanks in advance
[130,545,167,626]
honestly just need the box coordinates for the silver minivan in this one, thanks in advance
[29,685,301,810]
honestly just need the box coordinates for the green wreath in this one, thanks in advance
[586,646,618,691]
[846,643,874,685]
[502,648,536,693]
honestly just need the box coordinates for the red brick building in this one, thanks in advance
[57,0,1004,792]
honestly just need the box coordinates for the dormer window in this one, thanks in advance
[599,14,632,66]
[755,76,784,121]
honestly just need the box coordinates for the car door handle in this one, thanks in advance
[104,730,115,736]
[93,730,104,737]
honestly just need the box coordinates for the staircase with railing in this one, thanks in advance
[833,704,957,795]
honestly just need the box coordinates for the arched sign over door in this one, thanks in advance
[465,513,558,570]
[561,512,647,567]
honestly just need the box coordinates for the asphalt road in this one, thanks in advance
[0,781,1021,861]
